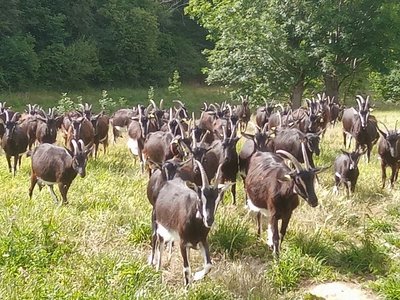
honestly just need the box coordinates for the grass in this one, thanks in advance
[0,87,399,299]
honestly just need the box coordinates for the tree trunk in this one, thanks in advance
[291,79,305,109]
[324,73,340,103]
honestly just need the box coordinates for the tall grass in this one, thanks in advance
[0,89,399,298]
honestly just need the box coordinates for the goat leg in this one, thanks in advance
[48,185,59,204]
[280,212,292,247]
[390,164,397,188]
[381,161,387,189]
[13,155,18,176]
[180,242,191,287]
[29,174,38,199]
[193,241,212,281]
[6,154,12,173]
[58,183,70,204]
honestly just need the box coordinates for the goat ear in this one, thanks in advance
[84,146,94,156]
[218,182,234,194]
[377,127,387,138]
[186,181,199,193]
[241,132,254,140]
[279,173,294,182]
[65,147,74,157]
[341,149,349,155]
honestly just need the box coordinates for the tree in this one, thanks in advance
[312,0,400,102]
[187,0,400,106]
[187,0,320,107]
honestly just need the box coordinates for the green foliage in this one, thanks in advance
[147,85,155,102]
[266,247,325,293]
[168,70,183,98]
[0,1,208,90]
[187,0,400,104]
[0,35,39,90]
[98,90,117,114]
[209,215,256,259]
[369,68,400,102]
[57,92,78,113]
[372,273,400,300]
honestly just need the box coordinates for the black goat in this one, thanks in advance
[67,116,95,149]
[245,144,324,256]
[36,108,62,144]
[151,160,229,286]
[111,108,135,142]
[1,110,29,175]
[90,112,110,159]
[377,123,400,188]
[239,125,275,180]
[333,149,364,196]
[235,95,251,132]
[273,127,320,168]
[29,139,90,204]
[342,95,379,162]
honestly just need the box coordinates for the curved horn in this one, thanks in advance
[177,119,186,138]
[301,141,311,170]
[40,108,48,120]
[355,97,362,111]
[222,125,227,140]
[192,127,197,146]
[78,103,85,111]
[356,95,365,109]
[138,104,142,119]
[150,100,157,110]
[169,107,173,122]
[4,110,10,122]
[71,139,79,155]
[227,104,233,117]
[200,130,209,146]
[276,150,303,172]
[191,112,196,129]
[214,163,223,188]
[78,139,85,152]
[195,160,209,189]
[159,99,164,110]
[379,121,389,134]
[365,95,370,108]
[173,100,185,108]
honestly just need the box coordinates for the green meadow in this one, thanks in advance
[0,87,399,299]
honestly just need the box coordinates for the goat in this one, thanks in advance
[333,149,365,196]
[151,160,230,286]
[36,108,62,144]
[67,116,95,150]
[127,105,149,171]
[239,124,275,180]
[28,139,90,204]
[273,127,321,168]
[142,130,185,175]
[1,110,29,175]
[342,95,379,162]
[245,143,324,256]
[90,112,110,159]
[255,100,276,128]
[110,108,135,142]
[235,95,251,132]
[377,122,400,188]
[18,104,39,149]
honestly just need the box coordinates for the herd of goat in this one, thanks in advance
[0,93,399,286]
